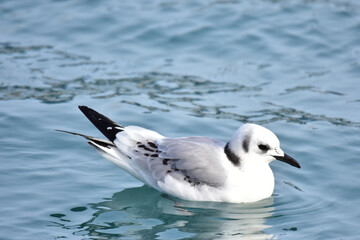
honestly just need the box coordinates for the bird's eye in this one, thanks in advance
[258,144,269,151]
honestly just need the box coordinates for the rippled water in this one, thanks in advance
[1,0,360,239]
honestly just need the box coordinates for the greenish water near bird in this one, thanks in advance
[0,0,359,239]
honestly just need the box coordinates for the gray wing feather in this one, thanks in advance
[156,137,227,187]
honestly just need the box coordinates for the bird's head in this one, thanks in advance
[225,123,301,168]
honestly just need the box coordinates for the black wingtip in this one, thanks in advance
[78,106,124,142]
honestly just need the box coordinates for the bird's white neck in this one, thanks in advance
[224,160,275,203]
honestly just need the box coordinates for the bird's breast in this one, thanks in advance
[224,164,275,203]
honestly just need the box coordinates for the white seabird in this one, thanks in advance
[59,106,300,203]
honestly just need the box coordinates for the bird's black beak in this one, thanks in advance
[274,153,301,168]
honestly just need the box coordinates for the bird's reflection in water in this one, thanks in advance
[51,185,276,239]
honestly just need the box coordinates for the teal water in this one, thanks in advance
[1,0,360,239]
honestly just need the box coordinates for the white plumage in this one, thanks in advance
[59,106,300,203]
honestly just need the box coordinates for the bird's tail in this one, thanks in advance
[56,129,138,176]
[56,129,115,148]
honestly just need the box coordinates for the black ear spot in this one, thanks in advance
[242,135,250,153]
[258,144,270,152]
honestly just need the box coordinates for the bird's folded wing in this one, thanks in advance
[154,137,227,187]
[112,127,228,188]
